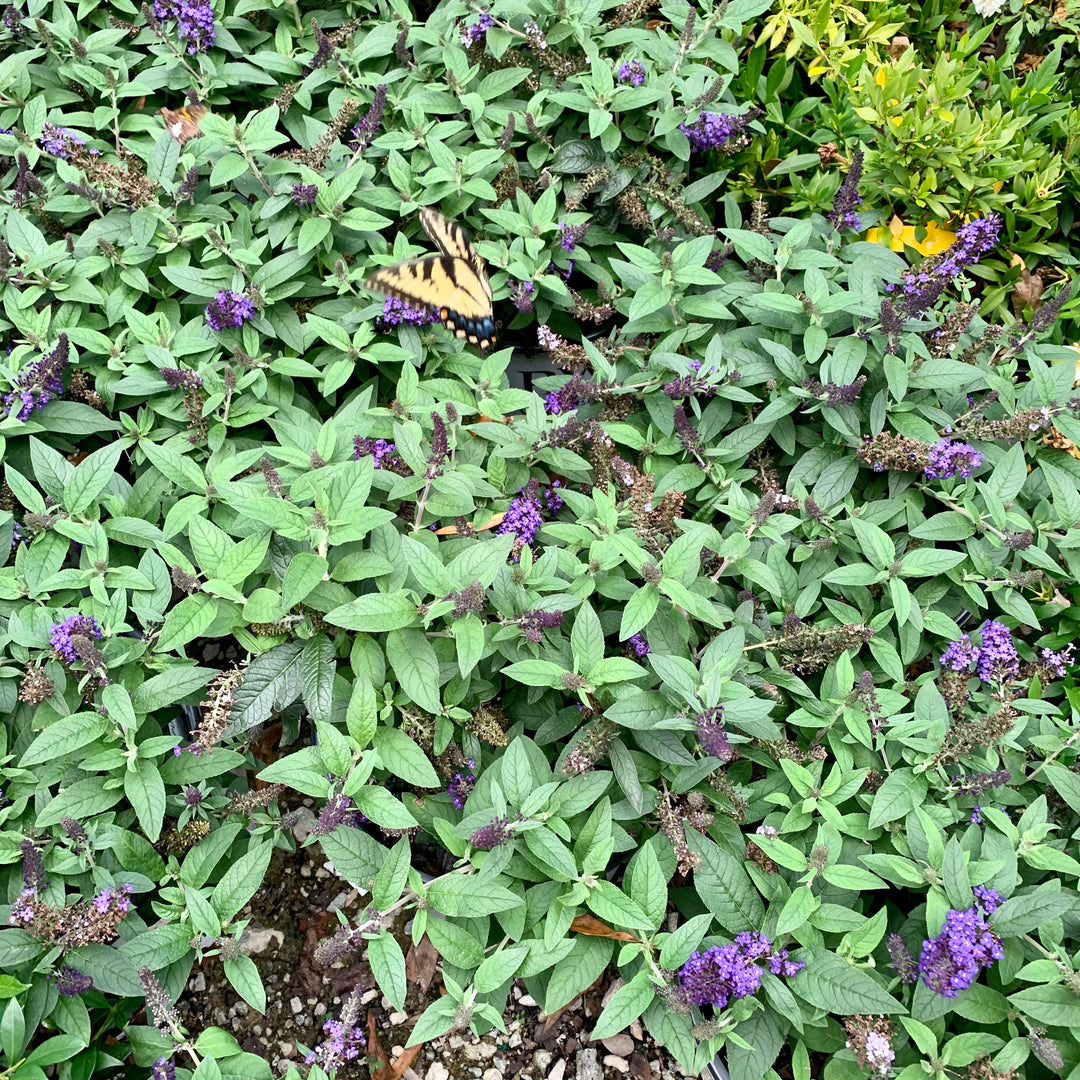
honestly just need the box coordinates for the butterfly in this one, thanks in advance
[160,103,207,144]
[365,208,497,349]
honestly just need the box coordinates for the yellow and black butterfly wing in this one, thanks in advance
[364,255,497,349]
[419,207,493,307]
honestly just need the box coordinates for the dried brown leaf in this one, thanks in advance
[570,914,639,942]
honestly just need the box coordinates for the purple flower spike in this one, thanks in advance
[924,439,983,480]
[50,615,104,664]
[828,150,864,232]
[679,107,762,154]
[4,334,70,420]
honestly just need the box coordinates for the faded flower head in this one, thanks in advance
[887,933,918,984]
[50,615,104,665]
[448,760,476,809]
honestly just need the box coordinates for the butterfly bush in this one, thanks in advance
[4,0,1080,1078]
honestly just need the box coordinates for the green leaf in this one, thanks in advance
[571,600,604,675]
[324,591,418,631]
[374,727,439,787]
[523,827,578,881]
[454,613,485,677]
[226,641,304,736]
[789,948,901,1014]
[368,931,407,1011]
[125,757,166,842]
[685,830,764,933]
[426,875,522,917]
[658,914,713,969]
[474,944,529,994]
[425,918,485,970]
[387,627,441,712]
[776,886,819,936]
[354,787,419,832]
[300,635,336,725]
[629,842,667,930]
[991,889,1076,936]
[63,440,125,514]
[592,969,654,1040]
[586,881,652,932]
[223,955,266,1014]
[868,768,928,829]
[544,937,614,1013]
[156,594,218,653]
[131,666,216,713]
[1007,984,1080,1027]
[19,712,109,767]
[211,841,275,921]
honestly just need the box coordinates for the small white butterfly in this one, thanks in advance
[972,0,1006,15]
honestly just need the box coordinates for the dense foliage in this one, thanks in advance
[2,0,1080,1079]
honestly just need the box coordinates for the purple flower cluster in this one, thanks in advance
[617,59,646,85]
[679,107,761,154]
[544,481,565,515]
[291,183,318,207]
[677,931,802,1008]
[448,761,475,809]
[153,0,215,53]
[970,806,982,825]
[517,609,564,644]
[498,483,544,550]
[161,366,202,390]
[4,333,69,420]
[471,816,511,850]
[828,150,864,232]
[918,889,1003,997]
[39,123,86,158]
[558,221,590,253]
[940,620,1018,684]
[461,12,494,46]
[352,437,401,470]
[695,707,734,762]
[544,373,596,415]
[511,280,535,314]
[663,372,713,400]
[1039,644,1075,679]
[887,933,918,984]
[924,439,983,480]
[50,615,104,665]
[52,965,93,996]
[305,987,366,1071]
[152,1059,176,1080]
[375,295,440,331]
[887,214,1002,317]
[350,85,387,152]
[627,632,650,658]
[92,883,133,915]
[205,290,256,331]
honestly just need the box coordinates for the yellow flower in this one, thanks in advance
[866,217,957,256]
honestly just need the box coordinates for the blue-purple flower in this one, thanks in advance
[291,183,318,207]
[617,59,646,86]
[924,439,983,480]
[940,620,1018,684]
[918,891,1003,997]
[4,333,69,420]
[461,12,494,46]
[471,816,511,850]
[627,632,650,659]
[677,931,802,1008]
[497,481,544,553]
[970,806,982,825]
[557,221,590,253]
[305,987,366,1071]
[205,290,256,332]
[153,0,215,53]
[695,707,734,762]
[50,615,104,665]
[51,965,93,996]
[448,760,475,809]
[353,437,403,472]
[39,123,86,159]
[511,279,535,314]
[887,214,1002,318]
[375,295,440,331]
[679,106,762,154]
[350,85,387,152]
[827,150,864,232]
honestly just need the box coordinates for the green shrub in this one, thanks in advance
[2,0,1080,1079]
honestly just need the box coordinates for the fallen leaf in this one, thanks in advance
[367,1012,391,1078]
[629,1052,653,1080]
[1044,427,1080,462]
[570,914,639,942]
[434,512,505,536]
[405,935,439,993]
[390,1043,424,1078]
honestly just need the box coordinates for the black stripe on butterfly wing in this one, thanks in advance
[365,257,493,322]
[418,209,476,263]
